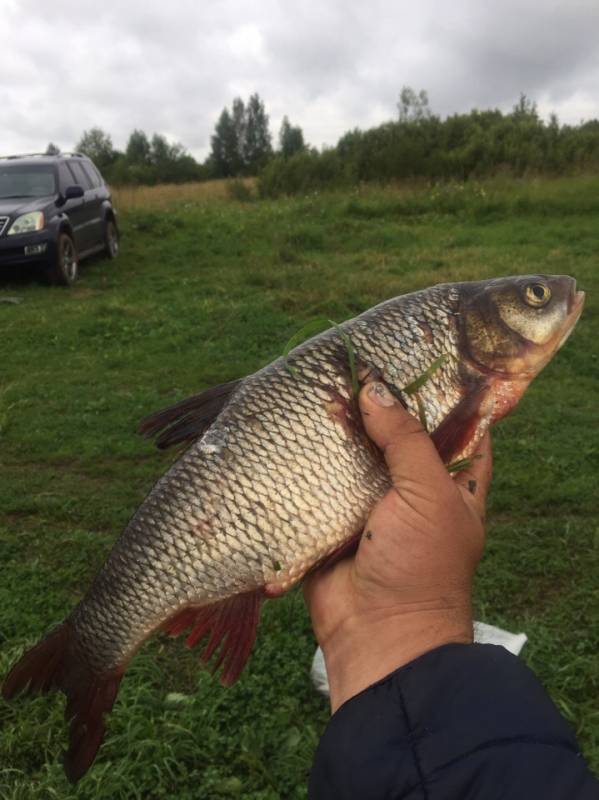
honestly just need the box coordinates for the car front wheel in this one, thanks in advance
[48,232,79,285]
[104,219,119,259]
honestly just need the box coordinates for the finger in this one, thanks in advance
[359,382,449,488]
[454,432,493,515]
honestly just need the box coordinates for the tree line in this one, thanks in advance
[43,88,599,190]
[45,93,305,185]
[259,91,599,196]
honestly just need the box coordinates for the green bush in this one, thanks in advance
[226,179,255,202]
[258,150,350,197]
[258,103,599,197]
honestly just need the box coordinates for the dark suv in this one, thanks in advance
[0,153,119,285]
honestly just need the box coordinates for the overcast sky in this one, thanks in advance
[1,0,599,162]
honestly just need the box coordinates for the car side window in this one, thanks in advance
[58,163,74,194]
[67,161,93,191]
[82,162,103,188]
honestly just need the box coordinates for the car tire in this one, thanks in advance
[48,232,79,286]
[104,219,119,259]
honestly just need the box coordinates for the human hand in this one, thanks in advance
[303,381,493,712]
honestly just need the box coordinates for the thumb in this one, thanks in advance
[359,382,449,487]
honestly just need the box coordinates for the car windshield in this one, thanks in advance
[0,165,56,199]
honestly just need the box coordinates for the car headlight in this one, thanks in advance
[8,211,45,235]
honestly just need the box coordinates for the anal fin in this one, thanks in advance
[161,590,263,686]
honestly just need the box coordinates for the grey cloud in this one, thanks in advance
[426,1,599,113]
[1,0,599,159]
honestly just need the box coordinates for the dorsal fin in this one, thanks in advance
[139,379,242,449]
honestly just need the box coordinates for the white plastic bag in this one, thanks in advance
[311,621,528,698]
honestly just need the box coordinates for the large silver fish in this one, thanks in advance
[3,275,584,781]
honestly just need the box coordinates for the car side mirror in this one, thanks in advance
[65,185,84,199]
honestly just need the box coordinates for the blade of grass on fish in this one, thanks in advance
[414,393,428,432]
[329,320,359,398]
[446,457,472,473]
[402,354,450,396]
[446,454,482,473]
[283,318,331,376]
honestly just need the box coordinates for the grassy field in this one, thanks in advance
[0,177,597,799]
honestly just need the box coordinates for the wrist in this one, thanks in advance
[321,602,473,713]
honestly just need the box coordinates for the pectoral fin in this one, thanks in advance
[431,383,488,462]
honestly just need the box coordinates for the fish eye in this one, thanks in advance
[524,282,551,307]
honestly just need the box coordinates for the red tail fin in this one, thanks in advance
[2,622,123,783]
[162,590,263,686]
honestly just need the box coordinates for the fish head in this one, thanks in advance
[459,274,585,381]
[430,274,587,458]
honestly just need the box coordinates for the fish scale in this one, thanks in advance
[2,275,584,783]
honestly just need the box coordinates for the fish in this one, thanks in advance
[2,274,584,782]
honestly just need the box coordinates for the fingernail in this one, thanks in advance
[368,381,396,407]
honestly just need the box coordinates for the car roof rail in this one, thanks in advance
[0,153,51,160]
[0,152,88,161]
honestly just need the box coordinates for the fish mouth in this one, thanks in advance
[558,286,585,350]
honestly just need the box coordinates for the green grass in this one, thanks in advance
[1,176,598,798]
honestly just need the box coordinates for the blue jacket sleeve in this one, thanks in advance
[308,643,599,799]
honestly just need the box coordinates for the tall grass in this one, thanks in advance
[112,178,255,212]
